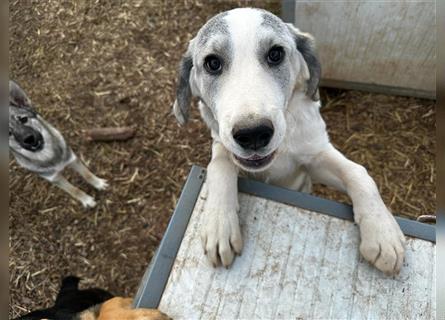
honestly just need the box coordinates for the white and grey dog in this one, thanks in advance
[173,8,405,275]
[9,81,108,208]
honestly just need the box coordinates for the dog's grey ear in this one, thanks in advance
[173,52,194,125]
[9,80,33,109]
[286,24,321,101]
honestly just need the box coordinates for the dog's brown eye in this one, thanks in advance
[19,116,28,124]
[204,55,223,74]
[267,46,284,65]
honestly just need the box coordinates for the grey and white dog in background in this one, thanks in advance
[9,81,108,208]
[173,8,405,275]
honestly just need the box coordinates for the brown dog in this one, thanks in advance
[83,297,171,320]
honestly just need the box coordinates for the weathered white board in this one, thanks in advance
[287,1,436,98]
[158,188,436,319]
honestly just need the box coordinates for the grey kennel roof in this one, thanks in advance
[134,165,436,319]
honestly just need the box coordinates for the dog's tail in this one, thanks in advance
[60,275,81,291]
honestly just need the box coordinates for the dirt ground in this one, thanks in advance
[9,0,435,318]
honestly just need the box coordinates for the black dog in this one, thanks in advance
[15,276,113,320]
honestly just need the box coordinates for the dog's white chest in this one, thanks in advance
[242,153,312,192]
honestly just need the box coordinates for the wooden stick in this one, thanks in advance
[83,127,135,142]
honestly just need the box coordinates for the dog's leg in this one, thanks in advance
[45,173,97,208]
[307,144,405,275]
[201,141,243,268]
[69,157,108,190]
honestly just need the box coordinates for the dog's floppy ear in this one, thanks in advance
[173,43,194,125]
[9,80,34,110]
[286,24,321,101]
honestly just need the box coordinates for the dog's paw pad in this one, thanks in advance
[81,196,97,208]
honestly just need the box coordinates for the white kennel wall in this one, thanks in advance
[282,0,436,99]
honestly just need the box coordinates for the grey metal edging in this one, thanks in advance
[281,0,295,24]
[134,165,435,308]
[133,165,206,309]
[238,175,436,243]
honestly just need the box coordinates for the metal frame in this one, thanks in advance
[134,165,436,308]
[321,79,435,100]
[133,166,206,308]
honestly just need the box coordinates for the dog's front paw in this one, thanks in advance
[80,195,97,208]
[93,177,109,191]
[358,210,405,275]
[201,207,243,268]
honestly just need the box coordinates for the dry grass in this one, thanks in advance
[9,1,434,318]
[315,89,435,219]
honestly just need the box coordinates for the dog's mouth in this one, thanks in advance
[20,133,44,152]
[233,151,276,170]
[25,139,44,151]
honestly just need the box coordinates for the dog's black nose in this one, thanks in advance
[20,129,43,151]
[233,120,274,151]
